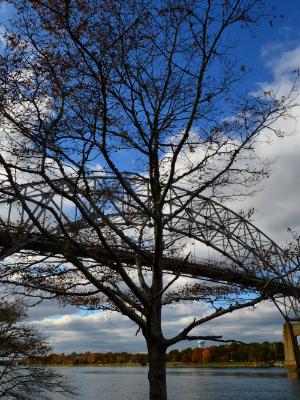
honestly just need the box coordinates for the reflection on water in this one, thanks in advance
[51,367,300,400]
[287,369,300,380]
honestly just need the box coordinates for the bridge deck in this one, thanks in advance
[0,229,298,298]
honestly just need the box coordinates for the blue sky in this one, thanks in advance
[1,0,299,93]
[112,1,300,170]
[229,1,300,87]
[1,1,300,353]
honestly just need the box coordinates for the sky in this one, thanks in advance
[1,1,300,354]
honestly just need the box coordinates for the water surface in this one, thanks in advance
[52,366,300,400]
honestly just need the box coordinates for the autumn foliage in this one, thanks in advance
[29,342,285,366]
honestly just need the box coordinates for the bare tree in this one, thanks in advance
[0,1,297,399]
[0,301,73,399]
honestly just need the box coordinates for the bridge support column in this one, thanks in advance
[283,322,300,378]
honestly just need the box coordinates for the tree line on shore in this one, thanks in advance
[27,342,285,366]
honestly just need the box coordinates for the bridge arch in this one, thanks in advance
[165,186,300,318]
[0,175,299,369]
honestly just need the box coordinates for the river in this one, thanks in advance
[51,366,300,400]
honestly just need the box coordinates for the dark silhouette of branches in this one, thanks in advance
[0,301,73,400]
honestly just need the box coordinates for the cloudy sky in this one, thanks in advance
[1,1,300,354]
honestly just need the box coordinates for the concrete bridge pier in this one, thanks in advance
[283,322,300,378]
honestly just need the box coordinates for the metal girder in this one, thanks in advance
[165,186,300,320]
[0,174,299,320]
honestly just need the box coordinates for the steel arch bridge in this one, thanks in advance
[0,173,299,321]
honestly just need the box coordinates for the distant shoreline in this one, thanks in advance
[166,362,285,369]
[29,362,285,369]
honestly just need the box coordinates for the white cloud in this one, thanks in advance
[28,299,283,353]
[30,307,146,353]
[227,48,300,245]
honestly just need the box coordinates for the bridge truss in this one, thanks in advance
[0,173,299,320]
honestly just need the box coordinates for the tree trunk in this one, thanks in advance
[147,339,167,400]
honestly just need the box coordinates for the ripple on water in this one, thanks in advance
[50,366,300,400]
